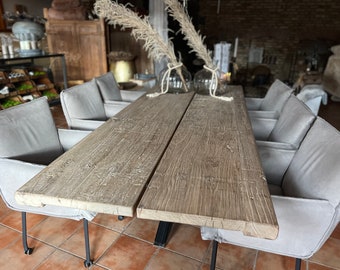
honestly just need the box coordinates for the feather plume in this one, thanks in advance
[94,0,180,66]
[163,0,215,69]
[94,0,189,92]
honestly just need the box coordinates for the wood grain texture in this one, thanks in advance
[15,92,195,217]
[137,86,279,239]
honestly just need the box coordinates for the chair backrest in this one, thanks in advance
[283,117,340,207]
[268,95,316,148]
[60,80,107,125]
[95,72,123,102]
[260,79,294,112]
[0,97,64,165]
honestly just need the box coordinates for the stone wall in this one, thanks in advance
[193,0,340,85]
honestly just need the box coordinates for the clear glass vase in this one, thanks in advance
[158,66,192,94]
[193,68,226,95]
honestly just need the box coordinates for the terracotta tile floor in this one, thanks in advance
[0,97,339,270]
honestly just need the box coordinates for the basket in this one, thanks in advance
[0,96,25,109]
[15,80,36,94]
[7,69,29,83]
[35,77,54,90]
[27,66,48,79]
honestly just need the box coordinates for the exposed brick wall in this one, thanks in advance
[195,0,340,84]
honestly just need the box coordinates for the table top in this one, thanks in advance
[16,86,278,239]
[137,87,278,239]
[15,91,195,217]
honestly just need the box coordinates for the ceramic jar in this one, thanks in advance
[12,21,44,55]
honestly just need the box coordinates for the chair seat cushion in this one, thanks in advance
[201,196,336,259]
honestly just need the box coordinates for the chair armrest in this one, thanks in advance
[0,158,96,221]
[248,110,280,119]
[103,102,130,118]
[257,145,296,186]
[245,97,263,110]
[0,158,46,209]
[120,89,146,102]
[256,140,296,150]
[69,119,105,131]
[57,129,91,151]
[250,118,277,140]
[104,100,131,106]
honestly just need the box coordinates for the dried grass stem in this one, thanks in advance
[163,0,215,69]
[94,0,188,92]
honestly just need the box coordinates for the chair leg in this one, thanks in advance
[21,212,33,255]
[83,219,93,268]
[210,240,218,270]
[295,258,301,270]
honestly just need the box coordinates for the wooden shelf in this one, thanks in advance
[0,66,59,109]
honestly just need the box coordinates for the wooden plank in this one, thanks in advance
[137,86,279,239]
[15,92,195,217]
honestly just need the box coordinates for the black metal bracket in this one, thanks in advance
[154,221,173,247]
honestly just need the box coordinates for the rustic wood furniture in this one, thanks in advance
[45,19,107,83]
[137,88,279,245]
[16,91,195,217]
[16,86,278,263]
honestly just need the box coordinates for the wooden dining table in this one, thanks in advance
[137,88,279,245]
[15,85,278,248]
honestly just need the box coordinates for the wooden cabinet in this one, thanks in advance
[46,19,107,83]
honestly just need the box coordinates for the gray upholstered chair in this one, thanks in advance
[251,94,316,147]
[246,79,294,119]
[0,97,96,267]
[251,95,316,191]
[95,72,146,103]
[201,117,340,270]
[60,79,129,130]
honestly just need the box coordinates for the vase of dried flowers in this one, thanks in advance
[94,0,192,97]
[163,0,232,101]
[193,68,226,95]
[158,65,192,94]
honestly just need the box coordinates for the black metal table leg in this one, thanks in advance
[210,240,218,270]
[83,219,93,268]
[154,221,173,247]
[21,212,33,255]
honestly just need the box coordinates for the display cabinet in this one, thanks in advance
[0,53,67,109]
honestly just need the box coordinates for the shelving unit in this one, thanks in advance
[0,66,60,110]
[0,53,67,110]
